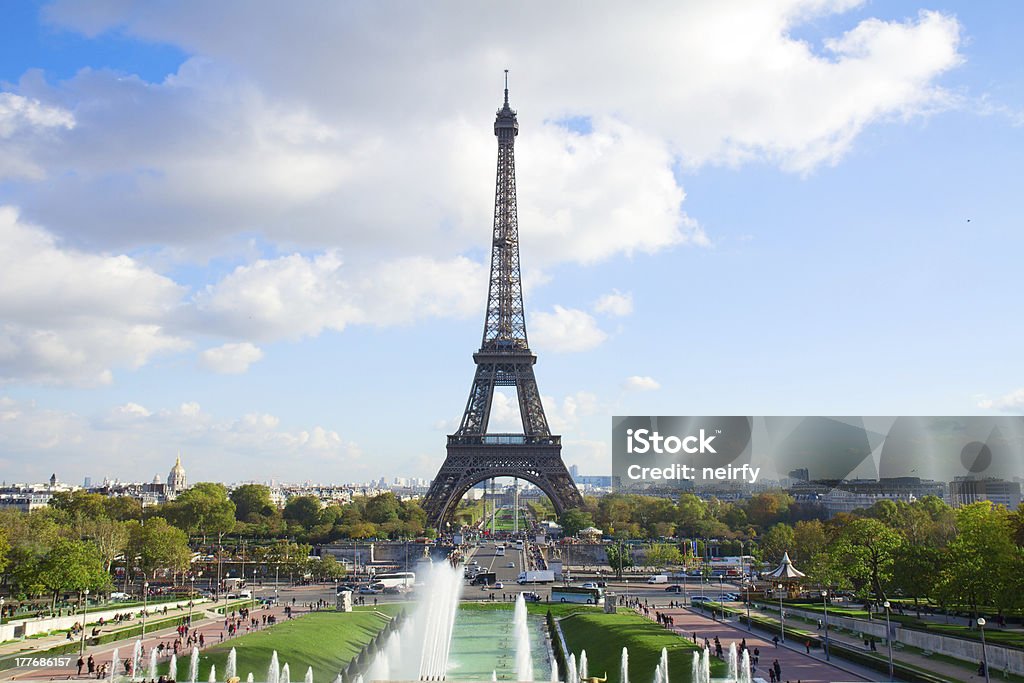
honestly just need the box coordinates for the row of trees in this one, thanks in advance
[560,493,1024,617]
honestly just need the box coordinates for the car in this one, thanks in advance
[690,595,712,603]
[665,585,683,593]
[467,560,479,566]
[337,586,354,593]
[109,592,131,601]
[581,582,599,590]
[521,592,542,603]
[506,562,516,568]
[359,587,381,595]
[720,592,741,601]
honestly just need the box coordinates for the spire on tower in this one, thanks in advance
[504,69,509,106]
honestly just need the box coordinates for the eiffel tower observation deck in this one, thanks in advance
[422,74,584,529]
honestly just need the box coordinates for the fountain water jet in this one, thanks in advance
[513,594,534,682]
[148,648,159,680]
[108,647,119,683]
[248,675,255,683]
[739,650,752,683]
[189,647,199,683]
[169,654,178,682]
[281,662,291,683]
[579,651,588,681]
[416,564,463,681]
[131,640,142,679]
[208,665,217,683]
[727,643,738,682]
[567,654,577,683]
[304,666,313,683]
[267,652,280,683]
[226,648,238,681]
[620,648,629,683]
[700,648,710,683]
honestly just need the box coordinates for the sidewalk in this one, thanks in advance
[745,603,1005,682]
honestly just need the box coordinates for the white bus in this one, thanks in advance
[495,545,506,556]
[552,586,604,605]
[370,572,416,589]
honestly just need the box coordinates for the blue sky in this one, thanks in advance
[0,1,1022,485]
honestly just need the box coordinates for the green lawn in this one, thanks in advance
[559,611,725,683]
[165,611,392,683]
[491,508,529,532]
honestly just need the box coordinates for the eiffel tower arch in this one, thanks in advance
[422,75,583,529]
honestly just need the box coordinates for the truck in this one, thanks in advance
[646,574,669,584]
[470,572,498,586]
[517,570,555,584]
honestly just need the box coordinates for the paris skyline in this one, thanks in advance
[2,2,1023,484]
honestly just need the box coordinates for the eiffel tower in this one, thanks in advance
[422,75,584,529]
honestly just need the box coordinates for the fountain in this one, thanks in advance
[248,675,255,683]
[491,672,497,682]
[149,648,159,680]
[513,594,534,682]
[727,644,738,682]
[417,563,463,681]
[699,648,710,683]
[131,640,142,679]
[189,647,200,683]
[652,648,668,683]
[620,648,629,683]
[208,665,217,683]
[567,653,577,683]
[108,647,119,683]
[281,662,291,683]
[226,648,238,681]
[268,651,280,683]
[579,650,588,681]
[169,654,177,682]
[304,666,313,683]
[691,652,701,683]
[739,650,752,683]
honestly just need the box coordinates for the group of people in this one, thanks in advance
[74,653,108,679]
[653,610,675,629]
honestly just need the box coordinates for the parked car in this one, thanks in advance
[506,562,516,568]
[493,582,504,589]
[664,585,683,593]
[359,586,381,595]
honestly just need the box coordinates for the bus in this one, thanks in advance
[495,545,506,556]
[370,572,416,589]
[552,586,604,605]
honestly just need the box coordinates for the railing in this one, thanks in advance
[447,433,561,446]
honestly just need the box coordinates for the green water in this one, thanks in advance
[445,610,553,681]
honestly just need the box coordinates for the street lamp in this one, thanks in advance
[978,618,991,683]
[142,582,150,638]
[79,589,90,656]
[778,583,785,643]
[821,590,830,661]
[745,582,751,632]
[188,577,195,625]
[252,569,257,613]
[882,600,893,681]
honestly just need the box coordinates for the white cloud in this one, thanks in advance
[594,290,633,317]
[198,342,263,374]
[0,207,189,385]
[623,375,661,392]
[191,251,484,341]
[5,2,961,258]
[0,396,361,483]
[529,305,607,353]
[0,93,75,180]
[977,389,1024,412]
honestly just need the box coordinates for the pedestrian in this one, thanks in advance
[87,655,95,674]
[78,656,85,675]
[773,659,781,681]
[772,635,779,648]
[768,669,776,683]
[753,647,760,665]
[805,640,811,654]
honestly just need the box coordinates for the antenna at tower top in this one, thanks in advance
[504,69,509,105]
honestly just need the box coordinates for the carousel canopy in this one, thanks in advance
[764,551,806,581]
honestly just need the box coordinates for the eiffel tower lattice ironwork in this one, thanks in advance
[422,76,583,528]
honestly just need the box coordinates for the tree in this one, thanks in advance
[38,539,110,608]
[364,493,401,525]
[231,484,275,521]
[126,518,191,580]
[606,543,634,578]
[77,518,129,573]
[646,543,683,568]
[0,527,9,575]
[828,518,904,602]
[104,496,143,521]
[935,502,1018,617]
[792,520,827,566]
[558,509,594,537]
[760,523,796,565]
[49,491,108,521]
[312,554,347,580]
[284,496,322,529]
[164,483,236,542]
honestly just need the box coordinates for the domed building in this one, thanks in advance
[167,454,187,498]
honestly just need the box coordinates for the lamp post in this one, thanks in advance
[821,590,830,661]
[252,569,257,613]
[745,582,751,632]
[778,583,785,643]
[978,617,990,683]
[188,577,195,625]
[142,581,150,638]
[882,600,893,681]
[79,589,90,656]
